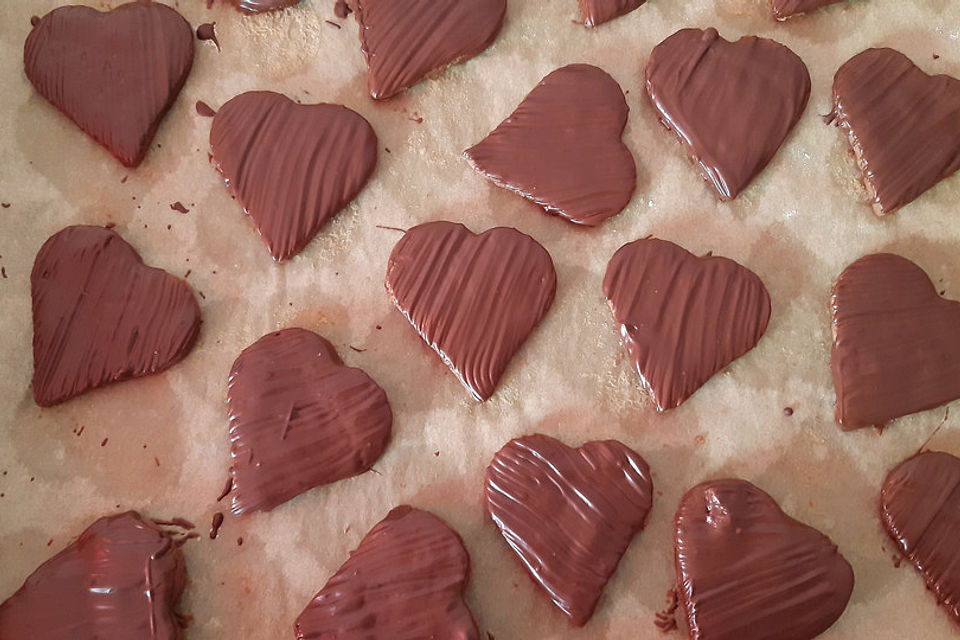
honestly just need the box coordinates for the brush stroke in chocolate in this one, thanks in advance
[24,2,194,168]
[771,0,844,19]
[831,253,960,429]
[829,48,960,215]
[578,0,645,27]
[675,479,854,640]
[603,237,770,410]
[226,328,392,515]
[295,505,478,640]
[31,226,200,407]
[645,28,810,200]
[0,512,189,640]
[385,221,557,401]
[210,91,377,261]
[230,0,302,13]
[355,0,506,99]
[485,434,653,626]
[465,64,636,226]
[881,450,960,627]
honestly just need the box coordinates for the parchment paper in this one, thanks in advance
[2,0,960,637]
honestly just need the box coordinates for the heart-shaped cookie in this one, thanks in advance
[31,226,201,407]
[465,64,636,226]
[24,2,194,168]
[881,450,960,626]
[210,91,378,261]
[355,0,506,100]
[579,0,645,27]
[295,505,479,640]
[675,479,854,640]
[226,328,392,515]
[645,28,810,200]
[603,237,771,410]
[830,48,960,215]
[771,0,844,19]
[831,253,960,429]
[0,512,188,640]
[484,434,653,626]
[385,221,557,401]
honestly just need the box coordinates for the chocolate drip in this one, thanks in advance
[485,434,653,626]
[465,64,636,226]
[295,506,479,639]
[24,2,194,168]
[385,221,557,401]
[227,329,392,515]
[31,226,201,406]
[603,237,770,410]
[831,253,960,429]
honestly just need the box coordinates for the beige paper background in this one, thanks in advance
[2,0,960,637]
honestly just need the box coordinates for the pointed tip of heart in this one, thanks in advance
[577,0,646,28]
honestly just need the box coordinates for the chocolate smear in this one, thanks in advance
[830,48,960,215]
[24,2,194,168]
[603,237,771,410]
[295,505,479,639]
[210,91,377,261]
[195,100,216,117]
[772,0,844,19]
[196,22,220,51]
[465,64,636,226]
[880,450,960,626]
[485,434,653,626]
[209,512,224,539]
[831,253,960,429]
[31,226,200,407]
[675,479,854,640]
[230,0,302,14]
[0,512,189,640]
[645,28,810,200]
[355,0,506,99]
[579,0,644,27]
[170,201,189,214]
[385,221,557,401]
[227,328,392,515]
[334,0,352,18]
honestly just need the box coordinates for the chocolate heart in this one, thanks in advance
[210,91,378,261]
[579,0,644,27]
[0,512,189,640]
[24,2,194,168]
[226,328,392,515]
[230,0,301,13]
[831,253,960,429]
[880,450,960,626]
[675,479,854,640]
[603,237,771,410]
[644,28,810,200]
[465,64,636,226]
[484,434,653,626]
[830,48,960,215]
[355,0,506,100]
[385,221,557,401]
[771,0,844,19]
[31,226,201,407]
[295,505,479,639]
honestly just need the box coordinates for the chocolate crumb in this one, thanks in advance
[198,291,206,300]
[46,539,53,546]
[170,202,189,214]
[334,0,352,17]
[934,54,940,60]
[76,426,85,437]
[1,203,10,208]
[325,19,341,28]
[654,588,679,632]
[100,437,108,447]
[120,176,128,184]
[154,456,161,467]
[31,16,39,26]
[376,325,382,330]
[196,22,220,51]
[237,536,244,546]
[210,512,225,539]
[783,406,794,416]
[385,147,391,153]
[184,269,192,278]
[1,267,6,279]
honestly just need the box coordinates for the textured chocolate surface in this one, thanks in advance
[831,253,960,429]
[355,0,506,99]
[830,48,960,215]
[295,505,478,639]
[603,237,771,410]
[881,451,960,627]
[485,434,653,626]
[23,1,194,168]
[675,479,854,640]
[465,64,636,226]
[31,226,200,407]
[226,328,392,515]
[385,221,557,401]
[0,512,188,640]
[645,28,810,200]
[209,91,378,261]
